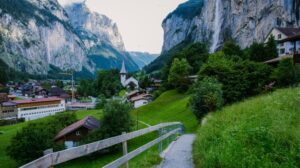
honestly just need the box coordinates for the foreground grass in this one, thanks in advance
[193,87,300,168]
[58,90,198,168]
[0,110,102,168]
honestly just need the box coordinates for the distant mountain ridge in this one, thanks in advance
[65,2,139,72]
[128,52,158,69]
[0,0,139,76]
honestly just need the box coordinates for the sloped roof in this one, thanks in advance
[54,116,100,140]
[49,87,66,96]
[130,94,152,102]
[276,27,300,37]
[2,101,17,107]
[279,33,300,43]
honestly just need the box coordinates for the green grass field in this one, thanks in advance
[132,90,198,133]
[193,87,300,168]
[0,110,102,168]
[58,90,198,168]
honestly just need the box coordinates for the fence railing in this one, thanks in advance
[20,122,184,168]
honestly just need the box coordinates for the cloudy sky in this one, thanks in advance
[58,0,186,53]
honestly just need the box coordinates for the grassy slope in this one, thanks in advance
[0,110,102,168]
[58,90,198,168]
[132,90,198,133]
[193,87,300,168]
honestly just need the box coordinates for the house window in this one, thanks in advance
[280,49,285,54]
[76,131,80,136]
[278,34,282,39]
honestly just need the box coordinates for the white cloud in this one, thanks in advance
[58,0,187,53]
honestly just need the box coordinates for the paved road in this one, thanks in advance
[157,134,196,168]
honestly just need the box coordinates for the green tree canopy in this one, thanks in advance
[95,69,122,98]
[6,113,77,165]
[265,35,278,60]
[168,58,191,92]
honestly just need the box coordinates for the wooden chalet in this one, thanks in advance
[54,116,100,148]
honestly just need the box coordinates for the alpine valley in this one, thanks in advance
[0,0,147,77]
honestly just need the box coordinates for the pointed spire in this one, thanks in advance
[120,61,127,74]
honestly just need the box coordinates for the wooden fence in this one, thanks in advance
[20,122,184,168]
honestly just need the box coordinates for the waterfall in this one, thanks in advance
[210,0,222,53]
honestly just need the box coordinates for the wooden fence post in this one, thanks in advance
[171,126,175,141]
[122,132,129,168]
[166,127,169,147]
[180,125,185,135]
[158,128,162,153]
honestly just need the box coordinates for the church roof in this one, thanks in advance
[120,61,127,74]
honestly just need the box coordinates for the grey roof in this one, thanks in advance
[55,116,100,140]
[120,61,127,74]
[2,102,17,107]
[276,27,300,37]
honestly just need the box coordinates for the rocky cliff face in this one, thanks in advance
[162,0,300,53]
[64,2,139,72]
[64,3,125,51]
[0,0,93,75]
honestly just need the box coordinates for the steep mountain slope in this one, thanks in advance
[0,0,139,76]
[128,52,158,69]
[64,3,139,72]
[0,0,94,75]
[162,0,300,53]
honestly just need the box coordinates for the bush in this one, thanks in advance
[6,113,77,165]
[271,58,299,87]
[190,77,223,120]
[198,53,272,104]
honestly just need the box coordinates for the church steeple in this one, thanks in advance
[120,61,127,74]
[120,61,127,87]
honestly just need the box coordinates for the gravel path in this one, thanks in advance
[157,134,196,168]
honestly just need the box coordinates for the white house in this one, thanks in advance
[266,27,300,56]
[13,97,66,121]
[129,94,153,108]
[120,61,139,89]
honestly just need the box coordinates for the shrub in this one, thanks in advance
[271,58,299,86]
[190,77,223,120]
[6,113,77,165]
[199,53,271,104]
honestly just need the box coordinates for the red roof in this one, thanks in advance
[54,116,100,141]
[12,97,62,105]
